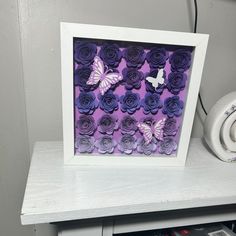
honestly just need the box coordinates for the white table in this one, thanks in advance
[21,138,236,236]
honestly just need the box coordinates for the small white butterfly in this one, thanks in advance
[146,69,165,89]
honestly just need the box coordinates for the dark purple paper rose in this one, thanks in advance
[118,134,137,154]
[76,115,96,135]
[74,66,97,91]
[163,118,178,136]
[137,137,157,156]
[120,115,138,135]
[146,47,169,69]
[122,68,144,90]
[98,90,119,113]
[141,92,163,115]
[120,91,141,114]
[95,135,117,154]
[158,136,177,155]
[99,43,122,68]
[169,49,192,72]
[123,46,146,68]
[98,114,118,135]
[167,72,187,95]
[141,116,155,126]
[75,135,95,153]
[145,70,166,94]
[162,96,184,117]
[74,41,97,66]
[75,91,98,115]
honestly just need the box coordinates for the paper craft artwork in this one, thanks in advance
[73,38,194,157]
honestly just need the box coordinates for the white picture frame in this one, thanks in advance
[61,22,208,166]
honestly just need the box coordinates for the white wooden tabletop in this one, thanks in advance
[21,138,236,225]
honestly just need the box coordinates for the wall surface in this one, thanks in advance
[0,0,33,236]
[1,0,236,235]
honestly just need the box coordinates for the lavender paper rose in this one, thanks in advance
[120,91,141,114]
[158,136,177,155]
[163,118,178,136]
[141,92,163,115]
[123,46,146,68]
[137,137,157,156]
[146,47,169,69]
[122,68,144,90]
[75,135,95,153]
[118,134,137,154]
[167,72,187,95]
[74,41,97,66]
[162,96,184,117]
[169,49,192,72]
[99,43,122,68]
[76,115,96,135]
[75,91,98,115]
[95,135,117,154]
[120,115,138,135]
[98,90,119,113]
[98,114,118,135]
[145,70,166,94]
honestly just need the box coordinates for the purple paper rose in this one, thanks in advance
[162,96,184,117]
[123,46,146,68]
[158,136,177,155]
[118,134,137,154]
[163,118,178,136]
[120,115,138,135]
[76,115,96,135]
[120,91,141,114]
[146,48,169,69]
[74,66,97,91]
[141,92,163,115]
[122,68,144,90]
[98,90,119,113]
[75,135,95,153]
[137,137,157,156]
[145,70,166,94]
[75,91,98,115]
[99,43,122,68]
[167,72,187,95]
[98,114,118,135]
[74,41,97,66]
[169,49,192,72]
[95,135,117,154]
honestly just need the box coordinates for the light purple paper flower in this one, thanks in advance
[76,115,96,135]
[158,137,177,155]
[118,134,137,154]
[75,136,95,153]
[163,118,178,136]
[120,115,138,135]
[137,137,157,156]
[98,114,118,135]
[95,135,117,154]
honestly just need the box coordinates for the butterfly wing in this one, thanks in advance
[137,123,153,144]
[99,72,123,95]
[146,76,159,89]
[87,56,104,85]
[156,69,164,85]
[153,118,166,141]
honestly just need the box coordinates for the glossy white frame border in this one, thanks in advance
[61,22,208,166]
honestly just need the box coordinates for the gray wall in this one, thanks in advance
[1,0,236,236]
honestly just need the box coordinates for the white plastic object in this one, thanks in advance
[204,91,236,162]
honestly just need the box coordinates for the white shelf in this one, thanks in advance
[21,138,236,225]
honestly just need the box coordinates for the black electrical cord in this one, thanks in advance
[193,0,208,115]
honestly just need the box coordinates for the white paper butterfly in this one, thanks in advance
[137,118,166,144]
[146,69,165,89]
[86,56,123,95]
